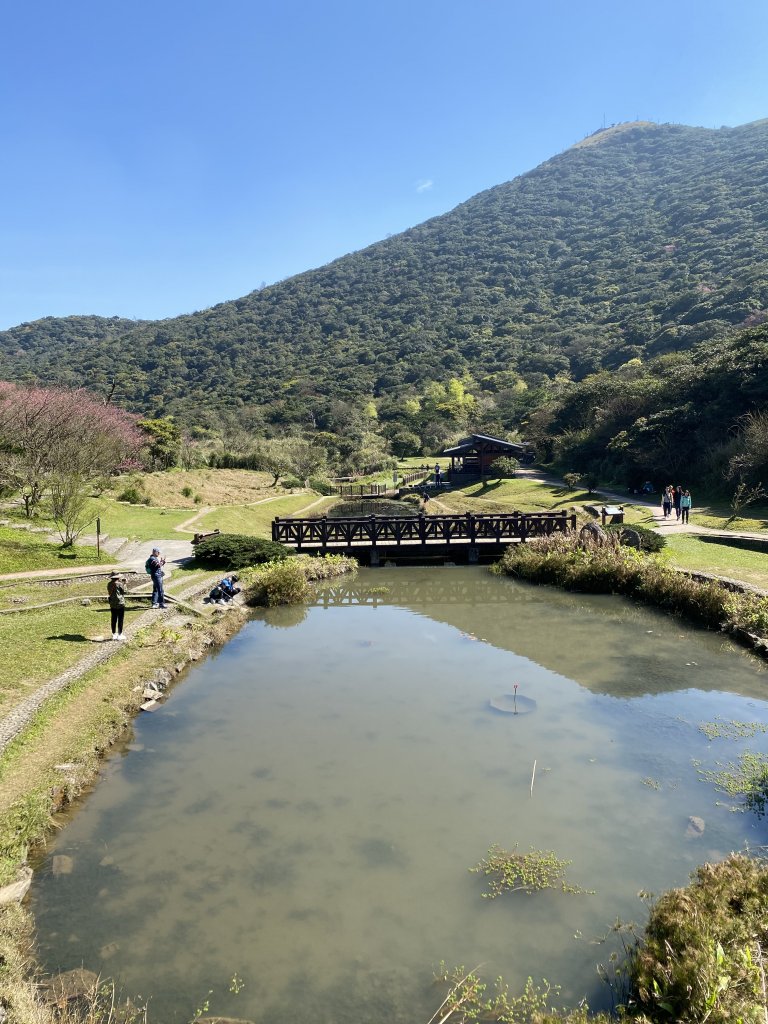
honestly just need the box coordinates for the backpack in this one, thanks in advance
[145,556,154,574]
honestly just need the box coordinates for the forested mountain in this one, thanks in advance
[2,118,767,439]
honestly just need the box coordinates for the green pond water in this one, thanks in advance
[30,567,768,1023]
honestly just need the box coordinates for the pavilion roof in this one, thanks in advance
[441,433,530,456]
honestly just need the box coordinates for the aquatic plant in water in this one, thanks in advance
[699,752,768,815]
[470,844,593,898]
[698,718,768,741]
[430,964,562,1023]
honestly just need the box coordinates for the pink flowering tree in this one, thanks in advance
[0,382,143,542]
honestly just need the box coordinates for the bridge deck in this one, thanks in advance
[273,510,576,562]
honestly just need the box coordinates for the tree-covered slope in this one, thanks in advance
[2,118,767,425]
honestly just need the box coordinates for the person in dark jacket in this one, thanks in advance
[147,548,166,608]
[107,572,127,640]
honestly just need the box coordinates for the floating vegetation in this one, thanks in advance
[699,752,768,816]
[642,777,662,790]
[470,845,593,899]
[699,718,768,741]
[366,586,390,595]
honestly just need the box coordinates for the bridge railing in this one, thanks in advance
[332,482,390,497]
[273,510,576,549]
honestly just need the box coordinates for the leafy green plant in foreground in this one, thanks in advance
[430,965,563,1024]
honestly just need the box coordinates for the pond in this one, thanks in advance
[325,498,418,518]
[30,567,768,1023]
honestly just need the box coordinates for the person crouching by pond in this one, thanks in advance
[107,572,127,640]
[681,489,692,524]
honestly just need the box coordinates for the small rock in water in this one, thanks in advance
[52,855,74,876]
[686,816,706,838]
[99,942,120,959]
[99,855,115,867]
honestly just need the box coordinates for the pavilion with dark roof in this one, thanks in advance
[441,433,535,479]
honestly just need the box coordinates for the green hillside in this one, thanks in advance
[2,119,767,433]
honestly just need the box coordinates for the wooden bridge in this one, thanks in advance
[272,510,576,564]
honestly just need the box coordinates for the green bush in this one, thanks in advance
[281,476,303,489]
[605,523,666,552]
[630,854,768,1024]
[308,477,337,495]
[181,485,193,498]
[117,485,147,505]
[193,533,289,569]
[255,558,310,606]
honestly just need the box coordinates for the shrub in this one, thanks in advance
[181,485,193,498]
[605,523,666,552]
[193,533,289,569]
[118,485,145,504]
[281,476,303,489]
[253,558,310,606]
[630,854,768,1024]
[308,477,337,495]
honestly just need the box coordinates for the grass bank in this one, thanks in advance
[0,527,108,575]
[0,586,247,1023]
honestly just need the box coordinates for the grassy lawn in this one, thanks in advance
[92,498,192,540]
[689,508,768,533]
[194,493,330,537]
[110,468,279,508]
[0,598,145,716]
[434,478,651,525]
[0,527,109,574]
[662,534,768,589]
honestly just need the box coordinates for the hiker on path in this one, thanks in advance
[673,486,683,521]
[107,571,127,640]
[146,548,167,609]
[661,485,673,519]
[680,490,692,524]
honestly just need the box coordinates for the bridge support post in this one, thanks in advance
[468,546,479,564]
[370,549,381,567]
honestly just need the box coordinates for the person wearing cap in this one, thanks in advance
[107,572,127,640]
[147,548,167,609]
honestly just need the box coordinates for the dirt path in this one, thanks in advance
[173,508,214,534]
[514,468,768,543]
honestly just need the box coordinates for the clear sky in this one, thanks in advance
[2,0,767,330]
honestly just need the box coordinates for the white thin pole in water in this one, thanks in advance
[530,759,537,798]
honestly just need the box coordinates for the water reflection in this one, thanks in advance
[306,568,767,699]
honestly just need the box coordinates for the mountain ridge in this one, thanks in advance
[2,118,767,429]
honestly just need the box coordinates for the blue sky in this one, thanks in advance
[2,0,767,330]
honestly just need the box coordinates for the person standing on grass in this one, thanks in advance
[146,547,167,608]
[681,489,692,524]
[107,572,127,640]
